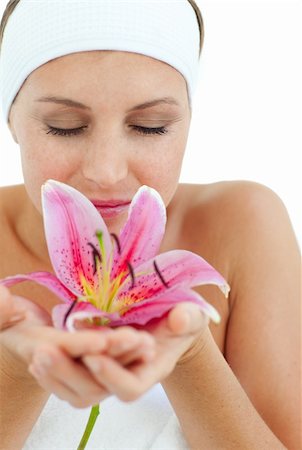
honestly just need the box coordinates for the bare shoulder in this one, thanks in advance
[0,184,26,222]
[175,180,298,256]
[176,179,299,293]
[177,179,293,224]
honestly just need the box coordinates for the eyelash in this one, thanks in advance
[45,125,168,137]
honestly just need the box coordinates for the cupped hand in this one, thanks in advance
[0,285,156,407]
[24,301,208,409]
[28,326,156,408]
[82,302,209,402]
[0,285,52,365]
[1,284,208,408]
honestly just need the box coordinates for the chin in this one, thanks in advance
[102,212,128,235]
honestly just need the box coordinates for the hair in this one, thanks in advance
[1,0,204,55]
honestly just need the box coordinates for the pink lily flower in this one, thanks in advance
[0,180,230,331]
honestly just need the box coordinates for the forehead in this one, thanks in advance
[22,51,187,98]
[13,50,190,113]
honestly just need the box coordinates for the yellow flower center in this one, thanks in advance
[78,231,136,314]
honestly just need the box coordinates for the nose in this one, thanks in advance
[82,132,129,189]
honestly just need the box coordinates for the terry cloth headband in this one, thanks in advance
[0,0,201,122]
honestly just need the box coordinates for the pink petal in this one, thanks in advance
[110,287,221,326]
[0,272,76,302]
[64,308,120,332]
[52,301,107,329]
[118,250,230,302]
[42,180,112,295]
[52,303,72,329]
[111,186,166,278]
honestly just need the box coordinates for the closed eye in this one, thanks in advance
[46,126,87,137]
[45,124,168,137]
[131,125,168,136]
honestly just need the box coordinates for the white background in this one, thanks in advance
[0,0,301,242]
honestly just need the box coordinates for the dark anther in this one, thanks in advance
[111,233,121,254]
[153,260,169,288]
[63,301,77,326]
[127,261,135,289]
[88,242,102,274]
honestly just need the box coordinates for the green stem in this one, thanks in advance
[77,404,100,450]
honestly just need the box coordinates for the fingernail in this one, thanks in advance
[87,358,102,373]
[29,364,46,377]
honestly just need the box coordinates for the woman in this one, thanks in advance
[0,1,300,449]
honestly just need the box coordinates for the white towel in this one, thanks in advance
[0,0,200,122]
[23,384,189,450]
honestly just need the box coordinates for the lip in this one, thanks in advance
[91,199,131,219]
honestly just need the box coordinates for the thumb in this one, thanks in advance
[0,285,26,329]
[167,302,209,336]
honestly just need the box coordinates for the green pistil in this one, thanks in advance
[96,230,106,263]
[96,230,112,309]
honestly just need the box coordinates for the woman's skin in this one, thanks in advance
[0,51,300,450]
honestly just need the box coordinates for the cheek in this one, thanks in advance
[20,123,81,172]
[132,137,186,205]
[19,135,80,212]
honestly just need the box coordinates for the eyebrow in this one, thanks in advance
[127,97,180,112]
[35,96,180,111]
[35,96,91,110]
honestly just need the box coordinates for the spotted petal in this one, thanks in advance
[42,180,112,296]
[52,301,111,329]
[116,287,221,325]
[60,305,121,331]
[62,287,220,329]
[0,272,75,302]
[118,250,230,303]
[111,186,166,278]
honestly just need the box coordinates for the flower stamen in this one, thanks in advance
[127,261,136,289]
[87,242,102,275]
[63,300,77,326]
[111,233,121,254]
[153,260,169,288]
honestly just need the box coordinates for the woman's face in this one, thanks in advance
[9,51,191,233]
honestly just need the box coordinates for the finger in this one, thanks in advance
[48,329,113,357]
[28,363,79,402]
[105,328,155,359]
[84,354,152,402]
[81,327,155,367]
[167,302,209,335]
[115,345,156,366]
[0,285,26,328]
[30,346,109,407]
[28,364,99,409]
[19,327,113,365]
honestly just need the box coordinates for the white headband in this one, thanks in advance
[0,0,200,122]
